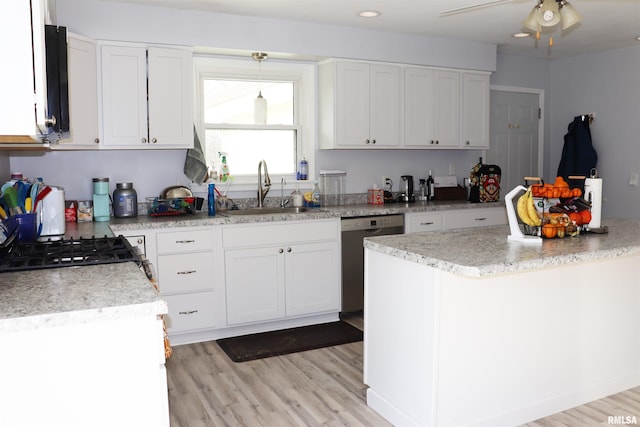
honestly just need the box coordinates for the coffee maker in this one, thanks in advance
[92,178,110,222]
[397,175,415,203]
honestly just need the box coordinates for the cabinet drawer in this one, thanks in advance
[222,219,340,248]
[443,208,507,230]
[157,229,213,254]
[163,291,216,333]
[406,212,443,233]
[157,252,214,293]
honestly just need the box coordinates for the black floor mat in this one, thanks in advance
[217,321,363,362]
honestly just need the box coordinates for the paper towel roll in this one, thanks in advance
[584,178,602,229]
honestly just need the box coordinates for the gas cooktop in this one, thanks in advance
[0,236,141,273]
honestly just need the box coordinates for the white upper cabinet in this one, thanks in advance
[100,44,193,149]
[0,0,52,142]
[461,72,491,149]
[404,68,460,148]
[319,60,401,148]
[55,33,100,148]
[320,59,491,150]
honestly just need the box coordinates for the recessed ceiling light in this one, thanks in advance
[358,10,381,18]
[512,32,531,38]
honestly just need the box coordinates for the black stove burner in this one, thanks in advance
[0,236,142,273]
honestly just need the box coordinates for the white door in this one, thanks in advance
[487,90,541,195]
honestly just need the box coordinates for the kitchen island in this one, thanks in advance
[363,218,640,427]
[0,263,169,427]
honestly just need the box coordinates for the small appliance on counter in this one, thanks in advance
[396,175,415,203]
[38,186,66,240]
[92,178,110,222]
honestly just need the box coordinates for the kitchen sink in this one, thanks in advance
[221,206,309,216]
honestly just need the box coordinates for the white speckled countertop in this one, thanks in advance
[0,263,167,332]
[364,217,640,278]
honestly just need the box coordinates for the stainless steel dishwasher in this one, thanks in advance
[341,214,405,313]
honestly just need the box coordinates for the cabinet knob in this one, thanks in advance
[279,248,284,253]
[178,310,198,315]
[475,217,487,221]
[430,140,435,145]
[94,138,100,144]
[136,238,143,245]
[436,140,439,145]
[465,140,470,145]
[420,221,434,226]
[175,239,195,244]
[371,139,376,144]
[365,139,370,144]
[152,138,158,144]
[141,137,147,143]
[287,247,292,253]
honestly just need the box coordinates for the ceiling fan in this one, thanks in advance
[439,0,625,48]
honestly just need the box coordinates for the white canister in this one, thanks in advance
[38,186,66,239]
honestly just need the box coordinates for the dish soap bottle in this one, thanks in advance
[311,180,321,208]
[208,183,216,216]
[219,154,230,182]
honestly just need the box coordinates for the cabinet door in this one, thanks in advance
[462,73,490,149]
[369,64,401,147]
[404,67,435,147]
[285,241,341,316]
[100,45,147,147]
[60,34,99,147]
[433,70,461,147]
[335,62,371,147]
[225,246,286,325]
[147,48,193,148]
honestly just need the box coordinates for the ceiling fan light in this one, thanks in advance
[537,0,561,27]
[523,6,541,31]
[560,2,582,31]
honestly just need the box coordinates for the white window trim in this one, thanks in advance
[190,55,317,194]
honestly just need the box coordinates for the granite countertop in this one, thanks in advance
[0,199,501,332]
[0,262,167,333]
[70,200,504,236]
[364,218,640,278]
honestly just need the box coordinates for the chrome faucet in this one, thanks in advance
[280,177,290,208]
[257,160,271,207]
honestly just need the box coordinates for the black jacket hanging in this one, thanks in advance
[557,115,597,180]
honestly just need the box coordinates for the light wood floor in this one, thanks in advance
[166,315,640,426]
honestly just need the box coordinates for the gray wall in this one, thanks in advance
[549,45,640,218]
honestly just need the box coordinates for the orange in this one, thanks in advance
[542,224,557,238]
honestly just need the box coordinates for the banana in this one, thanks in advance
[526,190,542,226]
[517,190,535,226]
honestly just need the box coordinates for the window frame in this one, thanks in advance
[191,55,316,193]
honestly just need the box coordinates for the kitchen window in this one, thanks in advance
[194,56,316,189]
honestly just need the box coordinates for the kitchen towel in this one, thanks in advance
[183,125,208,184]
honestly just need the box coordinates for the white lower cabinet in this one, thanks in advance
[405,211,443,233]
[155,228,216,335]
[222,219,341,327]
[405,207,507,233]
[443,207,507,230]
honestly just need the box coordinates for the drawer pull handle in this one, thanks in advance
[178,310,198,315]
[420,221,434,225]
[175,239,195,244]
[177,270,196,275]
[475,217,487,221]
